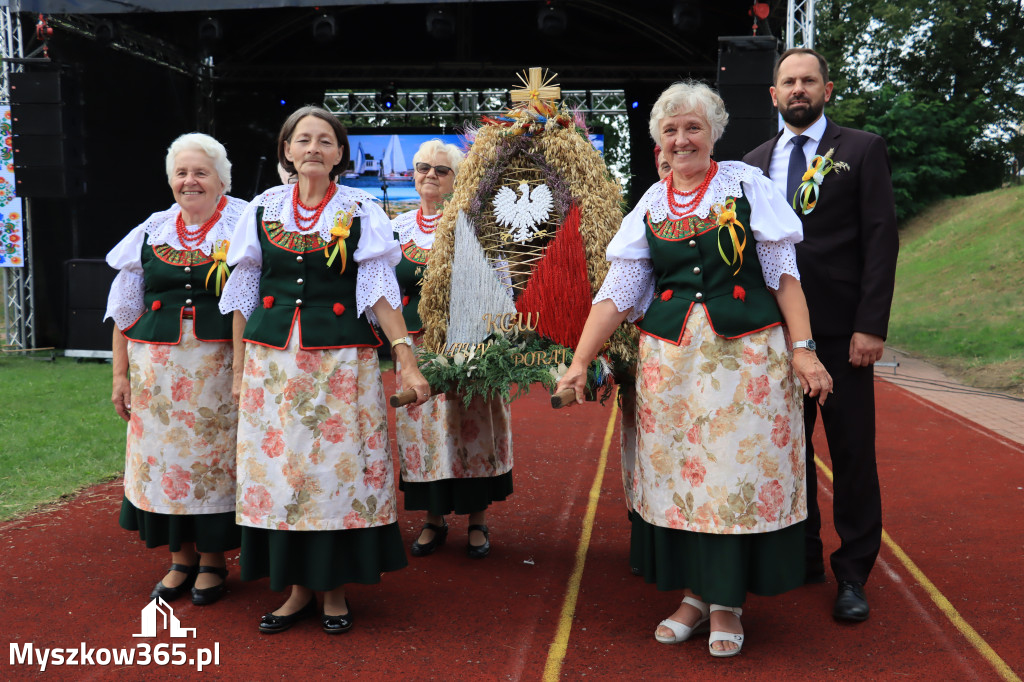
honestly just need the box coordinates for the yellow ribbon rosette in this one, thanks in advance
[714,198,746,275]
[793,148,848,215]
[324,210,353,273]
[205,239,231,295]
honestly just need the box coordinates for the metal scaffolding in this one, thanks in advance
[323,89,627,125]
[786,0,815,49]
[1,2,32,351]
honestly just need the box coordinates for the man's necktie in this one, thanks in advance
[787,134,809,209]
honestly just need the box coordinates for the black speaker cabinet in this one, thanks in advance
[716,36,780,162]
[65,259,115,357]
[11,70,86,198]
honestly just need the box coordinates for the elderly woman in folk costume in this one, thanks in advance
[556,81,832,657]
[106,133,245,606]
[219,106,429,635]
[392,139,513,559]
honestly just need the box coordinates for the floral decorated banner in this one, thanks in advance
[0,105,24,268]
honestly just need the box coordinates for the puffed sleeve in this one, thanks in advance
[354,200,402,322]
[219,197,262,318]
[593,202,655,321]
[743,175,803,291]
[103,224,148,329]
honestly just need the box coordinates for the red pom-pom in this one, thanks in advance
[262,296,275,309]
[333,303,345,316]
[733,285,746,302]
[401,295,410,307]
[151,301,162,311]
[660,289,674,301]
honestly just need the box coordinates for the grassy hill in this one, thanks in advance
[889,183,1024,394]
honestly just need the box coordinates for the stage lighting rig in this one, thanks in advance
[312,14,337,44]
[426,6,456,40]
[537,2,567,37]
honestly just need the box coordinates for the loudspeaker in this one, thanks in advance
[65,259,116,353]
[11,70,86,198]
[716,36,779,162]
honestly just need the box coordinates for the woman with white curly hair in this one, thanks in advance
[392,138,513,560]
[557,81,832,657]
[106,132,246,606]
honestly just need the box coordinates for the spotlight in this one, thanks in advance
[672,1,701,33]
[312,14,336,44]
[537,2,567,37]
[426,6,456,40]
[379,82,397,110]
[95,19,117,45]
[198,17,222,45]
[631,100,639,109]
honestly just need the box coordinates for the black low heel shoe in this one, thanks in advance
[467,524,490,559]
[191,566,229,606]
[410,519,448,557]
[322,602,353,635]
[258,597,317,634]
[150,562,199,602]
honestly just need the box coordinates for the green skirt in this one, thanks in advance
[631,513,805,607]
[118,496,240,553]
[240,524,407,592]
[400,471,513,515]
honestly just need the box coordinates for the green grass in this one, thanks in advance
[0,355,126,521]
[889,184,1024,389]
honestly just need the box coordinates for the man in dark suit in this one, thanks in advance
[743,48,898,622]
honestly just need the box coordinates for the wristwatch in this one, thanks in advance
[792,339,817,351]
[391,335,413,349]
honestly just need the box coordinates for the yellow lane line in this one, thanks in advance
[814,455,1021,682]
[542,396,619,682]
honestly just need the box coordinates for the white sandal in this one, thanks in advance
[708,605,744,657]
[654,596,710,644]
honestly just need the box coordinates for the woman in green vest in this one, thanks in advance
[391,139,513,559]
[555,81,833,657]
[106,132,245,606]
[219,106,429,635]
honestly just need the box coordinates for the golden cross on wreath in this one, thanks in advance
[509,67,561,113]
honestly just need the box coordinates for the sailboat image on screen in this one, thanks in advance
[381,134,408,179]
[133,597,197,638]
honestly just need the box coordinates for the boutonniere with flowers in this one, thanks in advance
[205,239,231,296]
[793,148,850,215]
[324,210,354,273]
[713,198,747,275]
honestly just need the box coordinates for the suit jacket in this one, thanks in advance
[743,119,899,339]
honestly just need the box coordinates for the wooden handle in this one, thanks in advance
[550,388,578,409]
[390,388,438,407]
[390,389,419,407]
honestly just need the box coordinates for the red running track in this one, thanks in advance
[1,376,1021,680]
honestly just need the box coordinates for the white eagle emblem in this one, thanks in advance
[492,182,553,242]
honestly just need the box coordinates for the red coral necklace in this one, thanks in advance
[292,182,337,231]
[416,208,441,234]
[666,160,718,216]
[176,196,227,248]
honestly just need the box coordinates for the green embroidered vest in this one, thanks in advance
[395,233,428,333]
[123,243,232,344]
[243,207,381,350]
[636,195,782,343]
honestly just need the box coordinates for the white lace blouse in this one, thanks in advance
[104,196,248,331]
[219,184,401,323]
[392,208,438,250]
[595,161,803,322]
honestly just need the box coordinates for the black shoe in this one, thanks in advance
[467,524,490,559]
[191,566,229,606]
[833,580,869,622]
[258,597,317,634]
[322,601,353,635]
[410,520,448,557]
[150,562,199,602]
